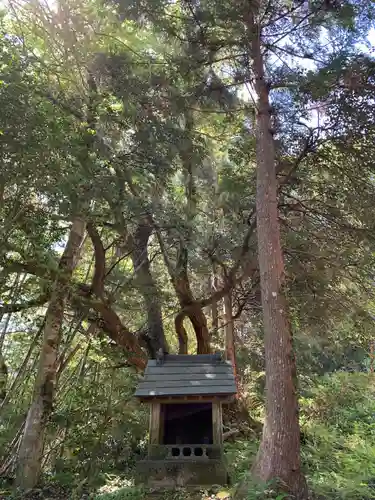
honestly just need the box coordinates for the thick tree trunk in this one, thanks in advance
[166,235,210,354]
[188,304,211,354]
[174,300,210,354]
[131,222,168,357]
[248,12,308,500]
[174,274,211,354]
[174,311,189,354]
[16,217,86,490]
[188,305,211,354]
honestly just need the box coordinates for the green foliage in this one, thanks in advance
[225,373,375,500]
[225,440,259,486]
[94,483,145,500]
[1,0,375,498]
[301,373,375,499]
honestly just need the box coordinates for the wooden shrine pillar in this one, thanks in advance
[212,402,223,445]
[149,402,161,446]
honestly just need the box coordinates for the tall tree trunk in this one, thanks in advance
[132,221,168,357]
[0,313,10,404]
[0,313,11,353]
[176,110,210,354]
[0,353,7,403]
[248,10,308,500]
[210,270,219,337]
[223,293,238,392]
[16,217,86,490]
[370,339,375,373]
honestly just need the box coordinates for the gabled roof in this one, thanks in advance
[134,354,237,399]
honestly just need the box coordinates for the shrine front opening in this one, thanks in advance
[162,402,213,446]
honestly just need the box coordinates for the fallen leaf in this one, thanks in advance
[216,491,230,499]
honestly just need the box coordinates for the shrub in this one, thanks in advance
[301,372,375,499]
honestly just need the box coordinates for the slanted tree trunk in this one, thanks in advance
[86,299,146,370]
[247,10,308,500]
[83,222,146,368]
[131,222,168,357]
[16,217,86,490]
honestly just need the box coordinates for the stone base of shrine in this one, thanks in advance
[135,459,228,488]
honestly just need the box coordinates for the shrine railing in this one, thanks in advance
[148,444,222,460]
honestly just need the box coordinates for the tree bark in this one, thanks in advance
[188,304,211,354]
[156,227,211,354]
[174,311,189,354]
[16,217,86,490]
[90,299,146,369]
[370,340,375,373]
[0,353,7,402]
[172,230,210,352]
[248,10,308,500]
[131,221,168,357]
[223,293,238,393]
[174,272,211,354]
[172,110,211,354]
[210,270,219,337]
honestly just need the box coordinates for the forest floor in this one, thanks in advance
[2,485,232,500]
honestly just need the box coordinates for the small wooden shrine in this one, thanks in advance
[134,353,237,488]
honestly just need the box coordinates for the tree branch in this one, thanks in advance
[0,293,50,314]
[87,222,106,298]
[1,258,57,280]
[78,296,147,370]
[277,133,314,189]
[185,256,259,313]
[36,91,84,121]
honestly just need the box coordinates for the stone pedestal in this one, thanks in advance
[136,458,228,488]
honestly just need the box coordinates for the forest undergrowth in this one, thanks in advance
[2,372,374,500]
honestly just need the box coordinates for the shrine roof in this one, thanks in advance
[134,354,237,399]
